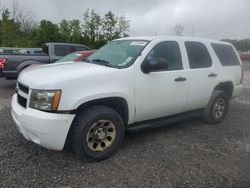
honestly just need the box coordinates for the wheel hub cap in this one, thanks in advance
[94,128,107,140]
[86,120,116,152]
[213,98,225,119]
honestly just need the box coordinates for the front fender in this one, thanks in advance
[70,93,134,124]
[17,60,43,74]
[72,92,130,109]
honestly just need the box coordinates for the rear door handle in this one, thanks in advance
[208,73,217,77]
[174,77,187,82]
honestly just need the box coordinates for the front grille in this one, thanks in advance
[18,82,29,94]
[17,82,29,108]
[17,94,27,108]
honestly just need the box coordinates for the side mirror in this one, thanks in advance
[141,58,168,74]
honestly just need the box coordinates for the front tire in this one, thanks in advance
[203,90,229,124]
[71,105,124,160]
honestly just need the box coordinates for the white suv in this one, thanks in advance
[12,36,243,160]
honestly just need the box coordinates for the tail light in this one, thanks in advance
[240,65,244,84]
[0,58,7,69]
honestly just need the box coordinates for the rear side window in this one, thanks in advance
[185,42,212,69]
[211,43,240,66]
[74,46,89,51]
[54,45,75,56]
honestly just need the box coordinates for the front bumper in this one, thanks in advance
[11,94,75,150]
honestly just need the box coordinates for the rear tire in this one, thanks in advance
[203,90,229,124]
[71,105,124,161]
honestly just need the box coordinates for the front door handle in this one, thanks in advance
[208,73,217,77]
[175,77,187,82]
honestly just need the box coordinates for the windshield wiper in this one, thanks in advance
[91,59,114,67]
[82,58,91,62]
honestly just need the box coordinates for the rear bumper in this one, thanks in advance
[0,70,3,77]
[2,70,18,79]
[11,94,75,150]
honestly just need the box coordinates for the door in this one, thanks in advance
[134,41,188,122]
[184,41,217,111]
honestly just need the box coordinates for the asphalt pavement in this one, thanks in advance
[0,62,250,187]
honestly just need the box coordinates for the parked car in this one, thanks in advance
[18,48,45,55]
[0,43,90,79]
[0,47,44,55]
[12,36,243,160]
[23,51,95,71]
[240,53,250,61]
[55,50,95,63]
[0,48,21,54]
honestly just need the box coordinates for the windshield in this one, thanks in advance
[86,40,148,68]
[56,52,82,63]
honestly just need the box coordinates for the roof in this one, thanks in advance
[115,35,229,45]
[44,42,84,46]
[44,42,91,50]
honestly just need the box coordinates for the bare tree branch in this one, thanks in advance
[11,0,20,21]
[18,11,34,32]
[11,0,34,32]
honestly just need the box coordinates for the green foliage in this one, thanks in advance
[37,20,61,45]
[0,9,20,47]
[0,8,130,48]
[82,9,102,48]
[59,19,71,42]
[70,19,82,43]
[102,11,117,42]
[81,9,130,48]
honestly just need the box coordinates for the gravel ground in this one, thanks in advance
[0,62,250,188]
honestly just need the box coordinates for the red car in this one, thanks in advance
[240,53,250,61]
[21,50,95,74]
[56,50,95,63]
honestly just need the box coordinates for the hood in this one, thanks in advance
[18,61,116,89]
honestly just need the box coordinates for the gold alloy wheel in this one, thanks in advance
[86,120,116,152]
[213,98,225,119]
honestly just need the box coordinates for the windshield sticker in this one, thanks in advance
[130,41,147,46]
[118,57,133,66]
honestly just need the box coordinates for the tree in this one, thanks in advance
[102,11,130,41]
[70,19,82,43]
[174,24,184,36]
[102,11,117,41]
[0,9,20,47]
[59,19,71,42]
[116,16,130,38]
[36,20,61,46]
[11,0,34,32]
[82,10,130,48]
[0,7,130,48]
[82,9,101,48]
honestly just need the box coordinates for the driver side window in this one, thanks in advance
[145,41,183,71]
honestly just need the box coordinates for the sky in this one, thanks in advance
[1,0,250,40]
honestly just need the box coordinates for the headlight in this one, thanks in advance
[29,90,61,111]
